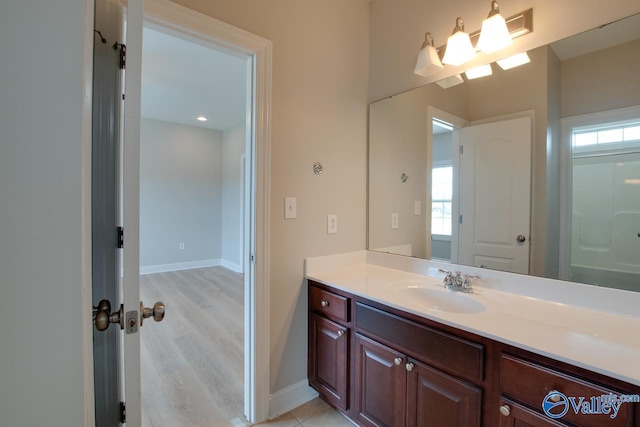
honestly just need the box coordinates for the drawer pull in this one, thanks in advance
[406,362,414,372]
[337,329,344,337]
[549,390,561,402]
[499,405,511,417]
[394,357,402,366]
[321,300,330,307]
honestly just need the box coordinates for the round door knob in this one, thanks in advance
[337,329,345,337]
[321,300,329,307]
[499,405,511,417]
[394,357,402,366]
[93,299,124,331]
[405,362,414,372]
[140,301,165,326]
[516,234,526,243]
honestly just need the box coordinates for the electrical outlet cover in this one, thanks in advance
[327,214,338,234]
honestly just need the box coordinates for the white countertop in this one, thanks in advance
[305,251,640,387]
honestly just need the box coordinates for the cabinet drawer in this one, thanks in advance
[356,303,484,382]
[310,285,350,323]
[500,354,633,427]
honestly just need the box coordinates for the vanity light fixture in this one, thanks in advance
[442,17,476,67]
[436,74,464,89]
[497,52,531,70]
[465,64,493,80]
[196,115,208,122]
[477,1,513,54]
[414,32,444,77]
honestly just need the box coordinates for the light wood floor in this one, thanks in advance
[140,267,245,427]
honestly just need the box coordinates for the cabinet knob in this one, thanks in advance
[394,357,402,366]
[499,405,511,417]
[321,300,329,307]
[549,391,561,402]
[337,329,344,337]
[405,362,414,372]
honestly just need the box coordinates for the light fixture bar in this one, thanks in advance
[436,8,533,59]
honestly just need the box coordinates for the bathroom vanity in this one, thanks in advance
[306,251,640,427]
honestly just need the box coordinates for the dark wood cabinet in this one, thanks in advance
[498,398,566,427]
[354,333,406,427]
[309,313,349,410]
[407,358,481,427]
[307,280,640,427]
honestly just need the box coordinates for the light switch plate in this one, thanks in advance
[391,213,399,229]
[327,214,338,234]
[414,201,421,215]
[285,197,297,219]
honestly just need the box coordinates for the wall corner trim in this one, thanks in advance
[268,380,319,420]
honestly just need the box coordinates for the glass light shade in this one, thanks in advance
[477,13,512,54]
[464,64,493,80]
[497,52,531,70]
[435,74,464,89]
[442,31,476,67]
[414,44,444,77]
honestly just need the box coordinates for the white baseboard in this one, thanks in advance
[140,258,221,275]
[268,380,318,420]
[221,259,243,274]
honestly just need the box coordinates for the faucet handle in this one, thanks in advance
[438,269,453,287]
[462,274,480,290]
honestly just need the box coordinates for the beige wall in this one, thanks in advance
[369,0,640,102]
[172,0,370,394]
[369,83,467,259]
[561,38,640,118]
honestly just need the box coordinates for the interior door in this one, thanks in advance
[92,0,146,425]
[92,0,126,425]
[459,117,532,274]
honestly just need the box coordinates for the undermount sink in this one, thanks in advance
[397,286,486,314]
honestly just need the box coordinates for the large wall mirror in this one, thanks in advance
[368,12,640,292]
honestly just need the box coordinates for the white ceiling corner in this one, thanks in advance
[141,27,248,131]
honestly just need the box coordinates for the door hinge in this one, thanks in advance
[117,227,124,249]
[120,401,126,423]
[459,214,463,224]
[113,42,126,69]
[250,253,256,264]
[459,145,464,155]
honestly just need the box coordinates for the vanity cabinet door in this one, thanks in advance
[309,313,349,410]
[355,333,406,427]
[498,398,566,427]
[407,358,481,427]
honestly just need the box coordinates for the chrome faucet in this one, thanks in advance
[438,269,479,293]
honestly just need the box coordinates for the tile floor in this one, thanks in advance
[254,398,355,426]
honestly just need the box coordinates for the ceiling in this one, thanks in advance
[141,27,247,131]
[550,12,640,60]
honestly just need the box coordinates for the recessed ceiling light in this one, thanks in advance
[196,115,208,122]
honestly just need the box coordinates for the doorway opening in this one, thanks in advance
[561,107,640,291]
[430,118,455,262]
[427,107,467,264]
[138,23,250,426]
